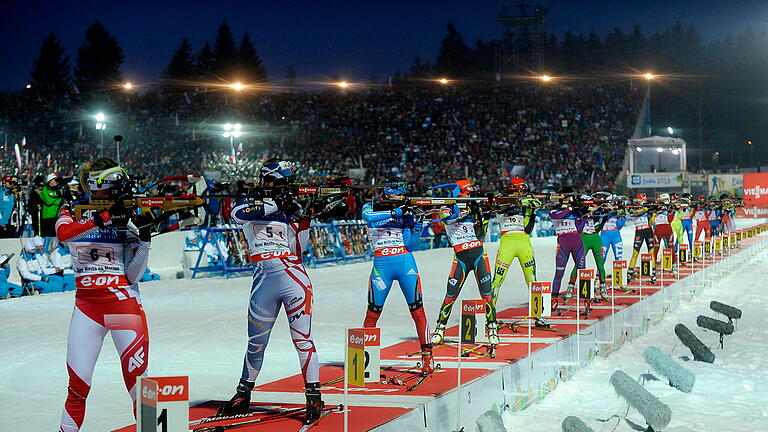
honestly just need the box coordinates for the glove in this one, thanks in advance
[274,191,299,213]
[139,223,152,242]
[521,198,542,208]
[41,277,49,282]
[108,197,132,227]
[390,207,404,218]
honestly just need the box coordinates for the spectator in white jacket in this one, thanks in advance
[51,243,75,291]
[17,240,62,294]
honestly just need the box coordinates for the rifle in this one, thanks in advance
[73,175,208,234]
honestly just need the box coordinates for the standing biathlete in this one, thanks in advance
[708,198,722,236]
[361,178,433,373]
[627,194,657,284]
[693,200,711,255]
[567,203,609,302]
[674,195,694,253]
[218,158,323,424]
[601,210,626,261]
[550,192,587,306]
[430,180,498,347]
[490,177,538,306]
[652,194,678,276]
[57,158,152,432]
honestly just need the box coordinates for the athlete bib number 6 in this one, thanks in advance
[76,245,117,265]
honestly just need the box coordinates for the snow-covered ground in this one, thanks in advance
[0,221,763,431]
[503,236,768,431]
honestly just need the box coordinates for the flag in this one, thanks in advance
[21,137,26,146]
[590,170,595,189]
[175,112,179,126]
[237,142,243,153]
[47,153,51,167]
[14,143,21,170]
[79,122,83,137]
[183,91,191,104]
[230,146,236,163]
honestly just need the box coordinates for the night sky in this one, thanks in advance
[1,0,765,90]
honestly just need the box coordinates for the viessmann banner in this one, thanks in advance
[742,173,768,206]
[739,173,768,218]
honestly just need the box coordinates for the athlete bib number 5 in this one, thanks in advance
[250,222,290,253]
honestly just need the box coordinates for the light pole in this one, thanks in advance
[94,113,107,157]
[222,123,243,162]
[114,135,123,165]
[642,73,655,137]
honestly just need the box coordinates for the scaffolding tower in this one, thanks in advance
[495,1,548,77]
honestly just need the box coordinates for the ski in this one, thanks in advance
[381,364,423,386]
[193,405,342,432]
[189,406,302,427]
[297,405,337,431]
[405,369,440,391]
[500,319,590,336]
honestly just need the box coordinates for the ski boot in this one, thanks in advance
[592,282,609,303]
[650,272,658,285]
[420,344,434,375]
[217,382,252,416]
[562,283,575,304]
[534,316,551,328]
[627,267,637,283]
[672,264,679,278]
[430,323,446,345]
[304,382,324,425]
[486,321,500,346]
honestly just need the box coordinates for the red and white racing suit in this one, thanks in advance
[56,207,151,432]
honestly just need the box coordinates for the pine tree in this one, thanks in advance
[238,32,268,82]
[285,66,297,86]
[29,33,71,97]
[164,38,196,81]
[213,20,238,79]
[74,20,125,90]
[434,22,471,77]
[196,42,216,78]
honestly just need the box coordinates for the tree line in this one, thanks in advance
[29,20,267,95]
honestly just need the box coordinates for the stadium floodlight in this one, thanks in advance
[667,126,674,135]
[230,82,245,91]
[438,78,449,85]
[672,149,680,155]
[336,81,349,89]
[123,82,133,90]
[25,84,32,89]
[636,147,642,152]
[222,123,244,159]
[643,72,655,80]
[539,75,552,82]
[657,147,664,153]
[94,113,108,157]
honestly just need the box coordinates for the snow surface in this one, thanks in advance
[503,233,768,431]
[0,221,763,431]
